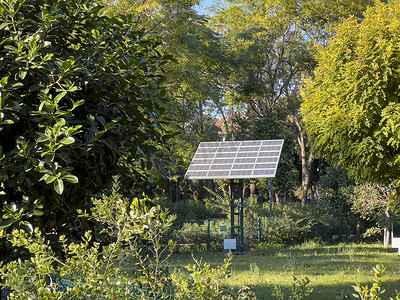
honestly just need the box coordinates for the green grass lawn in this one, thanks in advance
[168,243,400,299]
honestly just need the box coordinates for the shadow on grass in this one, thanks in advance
[169,245,400,300]
[248,279,400,300]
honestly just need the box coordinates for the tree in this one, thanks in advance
[210,0,316,205]
[0,0,176,234]
[98,0,230,200]
[210,0,379,206]
[350,183,396,247]
[301,1,400,191]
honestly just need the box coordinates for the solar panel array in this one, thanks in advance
[185,140,284,180]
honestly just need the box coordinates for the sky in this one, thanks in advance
[194,0,217,15]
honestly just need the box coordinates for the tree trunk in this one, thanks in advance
[293,115,314,206]
[249,180,256,200]
[355,221,361,243]
[384,227,391,248]
[384,208,391,248]
[275,193,280,204]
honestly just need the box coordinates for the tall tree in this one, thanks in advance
[210,0,315,204]
[210,0,379,205]
[0,0,175,233]
[301,1,400,198]
[98,0,230,200]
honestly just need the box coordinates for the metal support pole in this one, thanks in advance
[229,179,244,254]
[269,178,272,213]
[239,192,244,253]
[345,213,349,244]
[230,180,235,240]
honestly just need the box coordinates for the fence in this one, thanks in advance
[1,275,174,300]
[171,217,266,252]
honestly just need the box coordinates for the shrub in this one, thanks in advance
[0,184,176,299]
[173,253,257,300]
[0,183,257,299]
[258,204,314,246]
[171,219,230,252]
[351,264,400,300]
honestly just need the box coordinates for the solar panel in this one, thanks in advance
[185,140,284,180]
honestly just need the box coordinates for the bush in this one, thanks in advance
[173,253,257,300]
[350,265,400,300]
[0,184,176,299]
[254,204,314,246]
[0,182,257,299]
[171,219,230,252]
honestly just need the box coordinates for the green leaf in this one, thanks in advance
[36,136,49,143]
[54,178,64,195]
[0,22,9,30]
[3,203,17,214]
[44,153,55,164]
[62,174,79,184]
[0,219,14,230]
[4,45,17,51]
[61,136,75,145]
[31,209,44,216]
[19,69,27,80]
[21,221,33,233]
[54,118,66,128]
[12,82,23,89]
[1,76,8,86]
[54,91,67,103]
[40,174,57,184]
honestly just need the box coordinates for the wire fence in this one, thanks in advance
[171,217,265,252]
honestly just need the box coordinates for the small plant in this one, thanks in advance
[172,253,257,300]
[352,264,400,300]
[172,253,232,299]
[249,262,260,275]
[272,275,313,300]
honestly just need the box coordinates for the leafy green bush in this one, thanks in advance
[173,253,257,300]
[0,0,175,237]
[255,204,314,246]
[351,265,400,300]
[171,219,230,252]
[0,183,257,299]
[0,184,176,299]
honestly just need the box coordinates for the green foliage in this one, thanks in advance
[0,183,176,299]
[171,219,229,252]
[301,1,400,187]
[263,212,314,246]
[173,254,232,299]
[352,264,400,300]
[272,275,313,300]
[1,181,259,299]
[162,197,225,222]
[173,253,257,300]
[309,191,351,241]
[0,0,176,234]
[246,203,314,246]
[350,183,397,240]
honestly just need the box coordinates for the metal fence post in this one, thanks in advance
[207,218,210,251]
